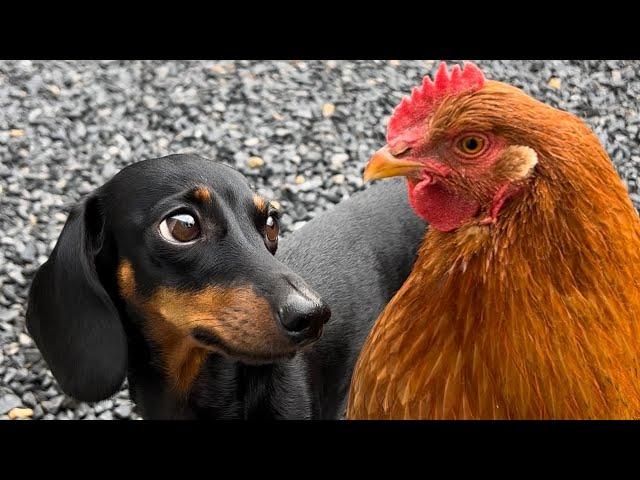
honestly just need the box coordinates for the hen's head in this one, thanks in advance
[365,62,548,232]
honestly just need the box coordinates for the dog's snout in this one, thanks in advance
[278,292,331,341]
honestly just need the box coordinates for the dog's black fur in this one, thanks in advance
[27,154,426,419]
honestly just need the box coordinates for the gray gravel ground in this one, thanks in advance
[1,60,639,420]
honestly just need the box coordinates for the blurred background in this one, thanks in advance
[0,60,639,420]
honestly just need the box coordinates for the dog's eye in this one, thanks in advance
[159,213,200,243]
[264,214,279,252]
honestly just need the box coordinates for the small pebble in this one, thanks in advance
[548,77,562,90]
[142,95,158,109]
[8,407,33,419]
[322,103,336,118]
[330,153,349,169]
[209,64,226,74]
[9,129,25,138]
[331,174,346,185]
[247,156,265,169]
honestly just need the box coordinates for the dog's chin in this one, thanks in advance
[190,327,300,365]
[215,346,300,366]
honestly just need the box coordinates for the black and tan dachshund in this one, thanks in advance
[26,154,426,419]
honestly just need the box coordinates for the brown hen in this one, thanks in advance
[346,62,640,419]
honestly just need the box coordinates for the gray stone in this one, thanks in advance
[114,404,132,419]
[41,395,65,413]
[0,392,21,414]
[22,391,37,407]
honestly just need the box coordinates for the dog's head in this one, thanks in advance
[26,154,330,401]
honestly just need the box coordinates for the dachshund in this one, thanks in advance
[26,153,426,419]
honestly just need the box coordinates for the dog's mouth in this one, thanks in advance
[190,326,302,364]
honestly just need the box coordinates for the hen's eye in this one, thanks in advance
[265,215,279,251]
[159,213,200,243]
[457,135,486,156]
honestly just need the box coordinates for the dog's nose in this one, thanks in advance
[278,293,331,342]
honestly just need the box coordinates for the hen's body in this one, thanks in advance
[348,77,640,419]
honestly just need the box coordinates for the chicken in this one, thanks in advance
[346,62,640,419]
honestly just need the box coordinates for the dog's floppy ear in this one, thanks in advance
[26,193,127,402]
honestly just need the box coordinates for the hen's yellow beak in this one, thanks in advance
[363,146,424,182]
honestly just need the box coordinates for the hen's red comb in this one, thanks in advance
[387,62,485,143]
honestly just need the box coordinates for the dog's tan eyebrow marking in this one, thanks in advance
[253,194,267,214]
[192,187,212,204]
[117,259,137,301]
[268,200,281,212]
